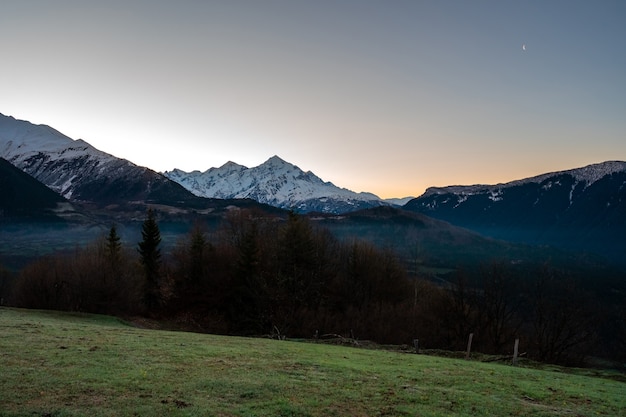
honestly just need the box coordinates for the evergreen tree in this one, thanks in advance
[138,209,162,311]
[106,225,122,266]
[188,225,207,286]
[272,211,320,335]
[94,224,124,313]
[278,212,316,302]
[231,220,267,333]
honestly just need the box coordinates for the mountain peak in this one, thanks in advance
[217,161,247,173]
[263,155,291,167]
[220,160,246,169]
[0,113,194,205]
[163,155,384,213]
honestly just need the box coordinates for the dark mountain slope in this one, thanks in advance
[311,206,609,276]
[404,162,626,265]
[0,157,66,220]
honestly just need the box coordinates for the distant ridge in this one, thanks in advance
[404,160,626,263]
[421,161,626,197]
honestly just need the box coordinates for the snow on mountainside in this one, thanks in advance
[404,161,626,263]
[164,156,385,213]
[0,113,193,205]
[0,114,120,198]
[422,161,626,197]
[0,113,386,213]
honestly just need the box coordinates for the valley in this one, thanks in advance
[1,112,625,368]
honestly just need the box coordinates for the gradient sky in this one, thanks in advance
[1,1,625,198]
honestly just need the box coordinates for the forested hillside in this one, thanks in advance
[3,209,625,366]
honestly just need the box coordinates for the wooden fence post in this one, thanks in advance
[465,333,474,359]
[512,338,520,366]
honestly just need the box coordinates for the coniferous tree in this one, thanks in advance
[93,226,123,313]
[188,225,208,287]
[106,224,122,265]
[231,219,267,333]
[222,210,272,334]
[272,211,326,336]
[138,209,162,311]
[278,211,316,298]
[101,224,139,314]
[175,224,213,296]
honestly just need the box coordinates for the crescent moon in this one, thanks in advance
[522,44,526,51]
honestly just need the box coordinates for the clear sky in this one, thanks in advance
[1,0,625,198]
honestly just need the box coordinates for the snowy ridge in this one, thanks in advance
[164,155,384,213]
[404,160,626,264]
[0,114,118,165]
[0,113,162,202]
[0,113,388,212]
[423,161,626,197]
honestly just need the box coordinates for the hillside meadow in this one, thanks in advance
[0,307,624,417]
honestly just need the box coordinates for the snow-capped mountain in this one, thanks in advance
[164,156,387,214]
[420,161,626,200]
[0,113,196,206]
[404,161,626,263]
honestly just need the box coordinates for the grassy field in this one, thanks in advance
[1,307,624,416]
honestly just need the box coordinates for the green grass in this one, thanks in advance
[1,307,624,416]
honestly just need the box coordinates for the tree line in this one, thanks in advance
[2,208,624,366]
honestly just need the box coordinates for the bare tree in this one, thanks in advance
[527,267,598,364]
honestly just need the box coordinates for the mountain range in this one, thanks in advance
[0,113,200,208]
[1,112,625,267]
[404,161,626,263]
[163,156,387,213]
[0,113,389,214]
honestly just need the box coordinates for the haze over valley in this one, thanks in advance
[2,111,625,272]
